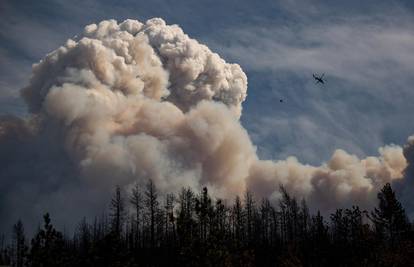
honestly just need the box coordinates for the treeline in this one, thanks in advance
[1,182,414,267]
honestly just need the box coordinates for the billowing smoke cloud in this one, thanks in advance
[0,18,410,232]
[395,136,414,217]
[248,145,406,211]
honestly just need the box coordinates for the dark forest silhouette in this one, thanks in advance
[1,182,414,267]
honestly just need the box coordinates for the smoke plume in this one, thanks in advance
[0,18,411,231]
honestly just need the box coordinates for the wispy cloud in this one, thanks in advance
[206,10,414,163]
[212,16,414,87]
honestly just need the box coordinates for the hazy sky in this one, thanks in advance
[1,0,414,234]
[1,0,414,164]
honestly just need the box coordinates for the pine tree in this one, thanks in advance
[11,220,27,267]
[29,213,66,267]
[279,185,291,244]
[130,182,143,248]
[4,183,414,267]
[260,198,272,245]
[232,196,244,244]
[163,193,176,245]
[195,187,212,242]
[244,190,256,244]
[176,187,196,266]
[75,217,91,264]
[144,179,159,248]
[309,211,329,266]
[110,185,126,237]
[299,199,310,242]
[330,209,348,245]
[370,183,409,245]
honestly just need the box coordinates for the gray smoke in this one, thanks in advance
[0,18,410,232]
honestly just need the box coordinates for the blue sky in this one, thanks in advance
[1,0,414,165]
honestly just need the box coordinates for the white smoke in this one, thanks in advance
[3,18,409,224]
[21,18,250,198]
[248,145,406,211]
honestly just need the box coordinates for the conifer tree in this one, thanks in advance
[232,196,244,243]
[11,220,27,267]
[144,179,159,248]
[244,190,255,243]
[371,183,409,244]
[130,182,143,248]
[30,213,66,267]
[195,187,212,242]
[110,185,126,237]
[163,193,176,245]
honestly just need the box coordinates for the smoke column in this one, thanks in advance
[0,18,411,231]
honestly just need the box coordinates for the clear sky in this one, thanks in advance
[1,0,414,165]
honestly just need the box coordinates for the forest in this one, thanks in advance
[1,181,414,267]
